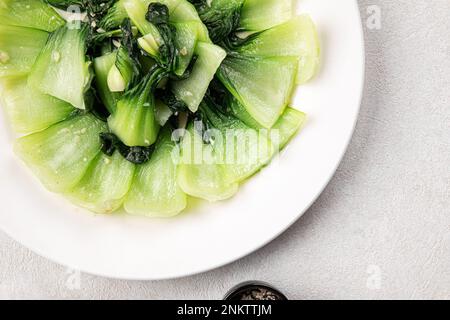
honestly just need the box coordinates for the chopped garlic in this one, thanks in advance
[180,47,188,56]
[0,51,10,64]
[51,51,61,63]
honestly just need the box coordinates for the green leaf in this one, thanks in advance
[0,76,75,134]
[67,151,135,213]
[197,95,275,184]
[15,114,106,192]
[0,25,49,78]
[28,25,91,109]
[217,54,298,128]
[172,42,226,112]
[100,0,128,31]
[0,0,65,32]
[124,127,187,217]
[237,15,321,84]
[173,21,199,76]
[107,67,167,147]
[272,107,306,149]
[99,132,155,164]
[177,123,239,201]
[145,2,178,71]
[123,0,162,37]
[188,0,244,43]
[93,51,121,113]
[107,19,142,92]
[227,93,307,148]
[239,0,293,32]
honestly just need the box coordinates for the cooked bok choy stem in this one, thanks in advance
[28,24,91,110]
[67,152,136,213]
[0,0,65,32]
[15,114,106,193]
[125,127,187,217]
[1,0,317,217]
[188,0,245,43]
[217,55,298,128]
[172,42,226,112]
[94,51,122,113]
[176,85,270,201]
[107,66,167,147]
[107,19,142,93]
[0,76,75,134]
[0,25,49,77]
[236,15,321,84]
[239,0,293,32]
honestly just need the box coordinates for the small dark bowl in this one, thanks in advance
[224,281,288,301]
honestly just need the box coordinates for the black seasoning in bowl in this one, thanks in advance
[224,281,288,301]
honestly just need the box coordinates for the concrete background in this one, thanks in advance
[1,0,449,300]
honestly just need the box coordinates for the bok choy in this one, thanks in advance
[0,0,65,32]
[0,25,48,77]
[28,24,91,110]
[1,0,319,217]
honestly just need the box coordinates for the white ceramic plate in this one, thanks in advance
[0,0,364,280]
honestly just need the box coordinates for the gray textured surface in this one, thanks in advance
[1,0,449,300]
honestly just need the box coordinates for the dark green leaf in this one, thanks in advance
[114,18,142,88]
[100,133,155,164]
[155,88,189,113]
[145,3,178,72]
[46,0,119,52]
[187,0,244,44]
[146,2,170,25]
